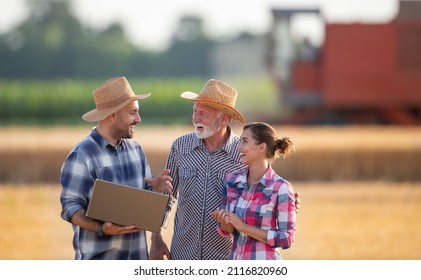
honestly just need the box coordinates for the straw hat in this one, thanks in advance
[82,77,151,122]
[180,79,245,124]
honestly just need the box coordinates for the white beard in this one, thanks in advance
[194,115,223,139]
[194,123,218,139]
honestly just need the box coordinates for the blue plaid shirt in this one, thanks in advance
[60,128,152,260]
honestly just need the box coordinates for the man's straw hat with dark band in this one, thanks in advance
[180,79,245,124]
[82,76,151,122]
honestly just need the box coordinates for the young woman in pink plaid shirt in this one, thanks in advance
[211,122,296,260]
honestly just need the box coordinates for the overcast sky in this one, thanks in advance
[0,0,398,50]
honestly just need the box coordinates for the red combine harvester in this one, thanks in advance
[267,0,421,124]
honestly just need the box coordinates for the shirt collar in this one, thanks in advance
[234,165,277,189]
[90,127,122,149]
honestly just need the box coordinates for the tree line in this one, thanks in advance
[0,0,260,79]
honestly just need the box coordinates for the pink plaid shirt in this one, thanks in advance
[217,166,296,260]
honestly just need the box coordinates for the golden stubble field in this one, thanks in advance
[1,125,421,260]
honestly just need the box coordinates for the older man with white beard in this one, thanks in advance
[149,79,245,260]
[150,79,300,260]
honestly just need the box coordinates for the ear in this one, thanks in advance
[259,142,267,152]
[222,114,231,126]
[107,112,117,123]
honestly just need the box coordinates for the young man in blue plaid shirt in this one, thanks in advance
[60,77,172,260]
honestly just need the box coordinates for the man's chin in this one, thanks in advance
[196,131,217,139]
[195,130,209,139]
[122,132,134,139]
[195,130,204,139]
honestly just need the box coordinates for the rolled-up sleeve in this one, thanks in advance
[60,150,93,222]
[216,227,232,238]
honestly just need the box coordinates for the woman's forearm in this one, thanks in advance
[238,224,268,244]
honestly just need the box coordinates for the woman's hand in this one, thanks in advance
[210,208,230,224]
[210,208,235,234]
[223,211,247,232]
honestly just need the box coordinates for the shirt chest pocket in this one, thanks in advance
[255,201,276,219]
[179,168,196,179]
[178,168,197,201]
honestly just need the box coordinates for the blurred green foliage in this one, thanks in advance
[0,0,215,79]
[0,76,281,125]
[0,78,205,125]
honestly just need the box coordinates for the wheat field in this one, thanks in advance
[1,182,420,260]
[1,125,420,259]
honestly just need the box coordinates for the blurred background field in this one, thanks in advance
[2,181,421,260]
[2,125,420,183]
[1,125,421,260]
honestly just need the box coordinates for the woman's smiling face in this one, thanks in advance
[238,128,264,165]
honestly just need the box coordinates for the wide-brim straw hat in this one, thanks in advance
[180,79,245,124]
[82,76,151,122]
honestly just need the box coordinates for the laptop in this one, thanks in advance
[86,179,170,232]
